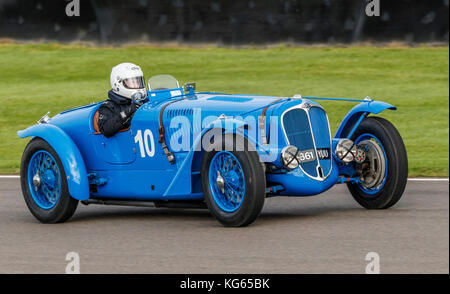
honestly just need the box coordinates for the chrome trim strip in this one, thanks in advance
[310,107,333,180]
[280,103,333,182]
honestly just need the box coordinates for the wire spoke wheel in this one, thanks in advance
[208,151,246,212]
[347,117,408,209]
[21,138,78,223]
[354,134,388,195]
[27,150,61,209]
[201,134,266,227]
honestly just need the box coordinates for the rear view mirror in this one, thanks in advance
[183,82,196,94]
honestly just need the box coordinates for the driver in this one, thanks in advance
[98,63,148,137]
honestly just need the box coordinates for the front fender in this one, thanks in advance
[335,100,396,138]
[18,124,89,201]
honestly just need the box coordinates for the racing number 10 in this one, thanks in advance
[134,129,155,158]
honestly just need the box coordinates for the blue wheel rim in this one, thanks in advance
[27,150,61,209]
[208,151,246,212]
[355,133,388,195]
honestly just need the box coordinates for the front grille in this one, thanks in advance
[308,107,332,177]
[282,105,332,180]
[282,108,318,177]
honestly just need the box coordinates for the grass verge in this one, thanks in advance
[0,43,448,176]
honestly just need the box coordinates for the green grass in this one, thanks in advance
[0,43,448,176]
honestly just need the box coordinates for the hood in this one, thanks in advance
[160,93,288,118]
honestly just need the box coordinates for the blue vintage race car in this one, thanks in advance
[18,75,407,226]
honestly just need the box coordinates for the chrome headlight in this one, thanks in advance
[335,139,356,163]
[281,146,300,169]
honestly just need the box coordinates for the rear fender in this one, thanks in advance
[335,101,396,138]
[18,124,89,200]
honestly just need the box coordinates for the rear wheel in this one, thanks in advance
[347,116,408,209]
[201,134,266,227]
[20,138,78,223]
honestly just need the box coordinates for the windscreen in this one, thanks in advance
[147,74,180,91]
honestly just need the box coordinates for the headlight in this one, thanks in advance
[281,146,300,169]
[335,139,355,163]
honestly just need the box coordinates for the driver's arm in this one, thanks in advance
[97,105,125,138]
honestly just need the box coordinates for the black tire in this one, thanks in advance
[347,116,408,209]
[201,134,266,227]
[20,138,78,223]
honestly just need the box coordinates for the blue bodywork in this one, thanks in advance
[18,123,89,200]
[18,87,396,201]
[333,100,396,138]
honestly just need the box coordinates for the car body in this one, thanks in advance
[18,75,408,226]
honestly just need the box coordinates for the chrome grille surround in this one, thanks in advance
[280,102,333,181]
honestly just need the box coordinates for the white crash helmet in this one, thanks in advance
[110,63,147,102]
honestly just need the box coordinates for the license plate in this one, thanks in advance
[297,149,316,163]
[317,148,331,160]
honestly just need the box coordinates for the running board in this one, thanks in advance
[81,198,207,209]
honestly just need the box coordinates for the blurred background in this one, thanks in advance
[0,0,448,177]
[0,0,448,44]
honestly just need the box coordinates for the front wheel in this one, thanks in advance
[347,116,408,209]
[20,138,78,223]
[201,134,266,227]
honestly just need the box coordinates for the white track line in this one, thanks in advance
[408,178,449,181]
[0,175,448,181]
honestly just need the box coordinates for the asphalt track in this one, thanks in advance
[0,178,448,274]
